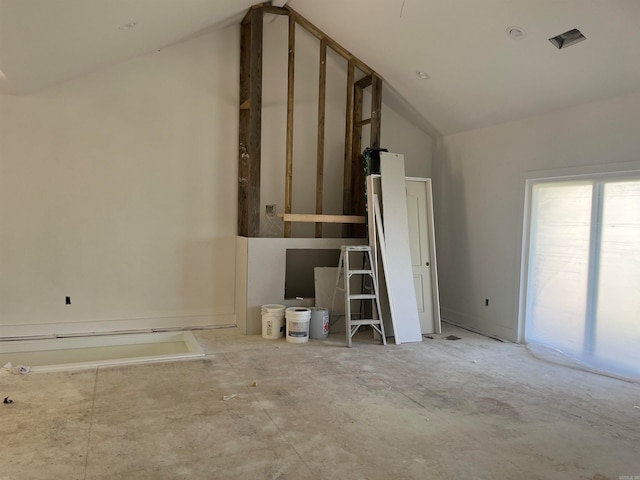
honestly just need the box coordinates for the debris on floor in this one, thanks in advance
[221,394,237,401]
[423,334,463,341]
[3,397,13,404]
[250,381,258,387]
[2,362,31,375]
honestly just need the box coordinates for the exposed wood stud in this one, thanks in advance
[356,118,372,127]
[351,82,365,238]
[284,13,295,238]
[238,7,263,237]
[315,38,327,238]
[370,74,382,149]
[342,59,356,237]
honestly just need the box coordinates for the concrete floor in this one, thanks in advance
[1,325,639,480]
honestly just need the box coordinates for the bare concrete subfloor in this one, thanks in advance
[1,324,639,480]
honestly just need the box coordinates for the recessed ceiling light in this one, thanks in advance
[416,70,430,80]
[506,26,526,40]
[118,22,137,31]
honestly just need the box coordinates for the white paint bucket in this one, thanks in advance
[261,304,286,339]
[285,307,311,344]
[309,307,329,339]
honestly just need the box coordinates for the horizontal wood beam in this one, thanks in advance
[277,214,366,224]
[355,118,372,127]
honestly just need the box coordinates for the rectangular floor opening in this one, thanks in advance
[0,331,205,373]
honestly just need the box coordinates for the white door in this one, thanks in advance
[406,179,441,334]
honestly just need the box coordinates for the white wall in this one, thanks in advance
[432,92,640,341]
[0,27,239,337]
[381,104,432,178]
[0,14,432,338]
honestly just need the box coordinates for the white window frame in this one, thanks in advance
[517,163,640,343]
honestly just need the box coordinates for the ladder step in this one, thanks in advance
[348,294,377,300]
[343,245,372,252]
[349,319,382,326]
[335,243,385,347]
[347,269,373,275]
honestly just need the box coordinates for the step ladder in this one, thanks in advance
[332,245,386,347]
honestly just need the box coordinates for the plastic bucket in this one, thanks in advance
[285,307,311,344]
[309,307,329,339]
[261,304,286,339]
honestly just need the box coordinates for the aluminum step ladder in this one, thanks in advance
[332,245,386,347]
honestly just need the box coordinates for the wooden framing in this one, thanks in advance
[237,2,383,238]
[342,60,356,237]
[278,214,365,224]
[284,14,296,238]
[370,74,383,149]
[237,6,263,237]
[315,39,327,238]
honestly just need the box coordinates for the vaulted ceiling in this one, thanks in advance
[2,0,640,136]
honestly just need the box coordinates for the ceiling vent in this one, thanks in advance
[549,28,586,49]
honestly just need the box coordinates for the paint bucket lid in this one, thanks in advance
[262,304,285,314]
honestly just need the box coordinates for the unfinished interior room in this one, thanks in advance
[1,0,639,478]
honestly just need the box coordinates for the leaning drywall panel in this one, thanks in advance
[379,153,422,343]
[367,176,394,338]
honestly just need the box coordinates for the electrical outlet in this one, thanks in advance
[485,298,489,306]
[265,204,276,217]
[66,296,71,305]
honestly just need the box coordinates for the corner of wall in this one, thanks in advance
[235,236,249,334]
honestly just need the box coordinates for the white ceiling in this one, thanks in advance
[2,0,640,136]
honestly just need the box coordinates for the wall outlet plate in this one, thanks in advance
[265,204,276,217]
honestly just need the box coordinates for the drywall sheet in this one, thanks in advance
[379,153,422,343]
[373,195,400,344]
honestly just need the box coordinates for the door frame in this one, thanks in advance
[366,174,442,337]
[406,177,442,334]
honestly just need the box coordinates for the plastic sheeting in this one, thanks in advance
[525,179,640,381]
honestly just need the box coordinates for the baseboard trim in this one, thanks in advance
[0,314,236,340]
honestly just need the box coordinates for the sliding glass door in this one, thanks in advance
[524,176,640,380]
